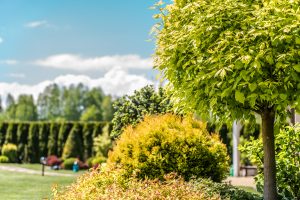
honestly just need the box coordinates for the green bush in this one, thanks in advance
[63,158,77,170]
[93,124,112,157]
[52,166,260,200]
[62,124,83,159]
[108,114,229,182]
[240,124,300,199]
[92,157,106,166]
[0,155,9,163]
[1,143,18,163]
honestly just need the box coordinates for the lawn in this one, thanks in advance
[0,167,81,200]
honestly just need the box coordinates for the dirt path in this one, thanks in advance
[225,176,256,188]
[0,165,75,177]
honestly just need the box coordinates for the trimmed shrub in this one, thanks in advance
[52,166,261,200]
[62,124,83,159]
[39,123,49,157]
[16,123,29,161]
[57,122,73,157]
[5,123,18,144]
[93,124,112,157]
[27,123,40,163]
[108,114,229,182]
[91,156,106,166]
[82,123,94,160]
[47,122,60,156]
[63,157,77,170]
[0,155,9,163]
[0,123,8,151]
[241,124,300,199]
[1,143,17,163]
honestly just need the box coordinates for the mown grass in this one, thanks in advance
[0,170,77,200]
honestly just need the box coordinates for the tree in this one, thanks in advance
[15,95,37,121]
[111,85,173,138]
[101,95,115,121]
[5,94,16,120]
[80,105,102,121]
[154,1,300,199]
[62,123,83,159]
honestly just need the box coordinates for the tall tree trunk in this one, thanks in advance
[261,108,278,200]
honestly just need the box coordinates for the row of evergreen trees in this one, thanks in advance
[0,121,111,163]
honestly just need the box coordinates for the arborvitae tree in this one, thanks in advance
[17,123,29,160]
[27,123,40,163]
[39,123,49,157]
[5,123,18,144]
[57,122,73,157]
[47,122,60,156]
[82,123,94,160]
[0,122,8,152]
[62,123,83,159]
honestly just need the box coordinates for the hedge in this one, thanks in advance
[0,121,111,163]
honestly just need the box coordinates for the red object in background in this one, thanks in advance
[46,155,62,166]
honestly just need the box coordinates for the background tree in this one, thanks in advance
[111,85,173,138]
[15,95,37,121]
[5,94,16,120]
[154,0,300,199]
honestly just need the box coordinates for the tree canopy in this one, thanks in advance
[154,0,300,199]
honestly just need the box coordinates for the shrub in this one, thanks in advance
[93,124,112,157]
[62,158,77,170]
[1,143,18,163]
[62,124,83,159]
[46,155,62,166]
[108,114,229,182]
[240,124,300,199]
[52,166,261,200]
[92,156,106,166]
[0,155,9,163]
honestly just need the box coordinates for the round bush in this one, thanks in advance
[0,155,9,163]
[63,158,77,170]
[1,143,17,163]
[108,114,229,182]
[92,157,106,166]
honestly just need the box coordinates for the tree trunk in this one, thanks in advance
[261,108,278,200]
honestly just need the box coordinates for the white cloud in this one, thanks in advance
[0,60,18,65]
[7,73,26,78]
[0,67,153,101]
[34,54,153,71]
[25,20,48,28]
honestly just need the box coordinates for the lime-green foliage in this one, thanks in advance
[1,143,17,163]
[91,156,106,166]
[240,125,300,199]
[0,155,9,163]
[5,123,18,144]
[93,124,112,157]
[63,158,77,170]
[52,166,260,200]
[109,114,229,182]
[62,124,83,159]
[111,85,173,138]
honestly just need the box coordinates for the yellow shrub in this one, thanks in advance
[108,114,229,182]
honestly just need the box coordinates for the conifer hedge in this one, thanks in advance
[0,121,110,163]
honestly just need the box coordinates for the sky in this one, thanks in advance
[0,0,162,100]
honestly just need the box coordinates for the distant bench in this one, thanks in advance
[240,166,257,176]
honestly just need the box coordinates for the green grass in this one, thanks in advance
[0,170,77,200]
[0,163,87,175]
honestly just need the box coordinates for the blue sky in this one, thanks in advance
[0,0,163,98]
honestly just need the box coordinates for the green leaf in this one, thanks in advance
[249,83,257,92]
[279,94,287,100]
[235,90,245,104]
[293,64,300,72]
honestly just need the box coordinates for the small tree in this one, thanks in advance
[154,0,300,199]
[62,124,83,159]
[111,85,173,138]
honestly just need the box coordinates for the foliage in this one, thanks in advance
[91,156,106,166]
[108,114,229,182]
[154,0,300,121]
[0,155,9,163]
[52,166,260,200]
[240,125,300,199]
[14,95,37,121]
[62,124,83,159]
[111,85,173,138]
[80,105,102,121]
[63,158,77,170]
[0,121,110,163]
[93,124,112,157]
[1,143,18,163]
